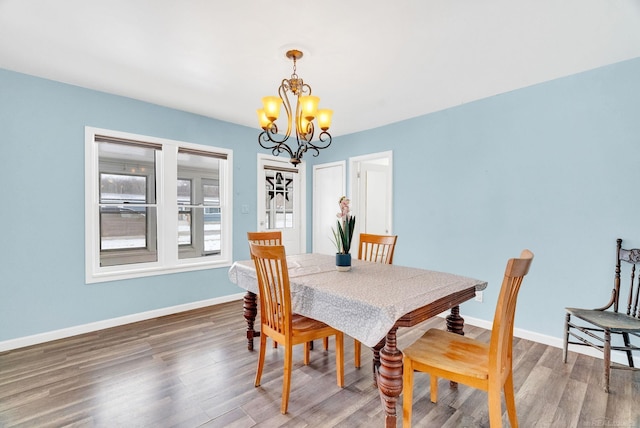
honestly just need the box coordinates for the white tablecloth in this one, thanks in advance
[228,253,487,348]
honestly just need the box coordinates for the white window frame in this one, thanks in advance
[85,126,233,284]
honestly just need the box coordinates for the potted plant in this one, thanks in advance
[332,196,356,271]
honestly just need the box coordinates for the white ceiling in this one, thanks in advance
[1,1,639,137]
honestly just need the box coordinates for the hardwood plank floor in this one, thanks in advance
[1,300,639,427]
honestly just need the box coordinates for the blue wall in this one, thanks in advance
[305,57,640,339]
[0,69,259,341]
[1,57,639,343]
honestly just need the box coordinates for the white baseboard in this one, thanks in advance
[0,293,245,352]
[1,298,630,366]
[459,314,629,365]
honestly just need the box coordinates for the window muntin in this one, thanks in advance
[85,127,232,283]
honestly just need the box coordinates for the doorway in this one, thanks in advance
[350,151,393,250]
[312,152,393,255]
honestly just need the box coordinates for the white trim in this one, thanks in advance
[85,126,234,283]
[3,297,629,366]
[441,313,630,365]
[0,293,244,352]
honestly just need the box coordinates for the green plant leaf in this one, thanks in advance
[334,215,356,254]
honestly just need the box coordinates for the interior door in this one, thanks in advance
[350,151,393,250]
[360,163,390,234]
[312,161,346,255]
[257,155,305,254]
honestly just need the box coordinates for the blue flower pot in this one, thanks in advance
[336,253,352,271]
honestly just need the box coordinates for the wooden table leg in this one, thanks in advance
[372,337,386,386]
[445,305,464,335]
[445,305,464,388]
[377,327,402,428]
[243,291,260,351]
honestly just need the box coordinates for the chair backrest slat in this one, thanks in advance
[358,233,398,265]
[614,239,640,318]
[247,231,282,259]
[247,231,282,246]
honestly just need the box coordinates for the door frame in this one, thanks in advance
[349,151,393,244]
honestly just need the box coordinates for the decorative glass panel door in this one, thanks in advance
[264,170,294,229]
[257,155,304,255]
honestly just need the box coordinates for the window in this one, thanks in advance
[176,149,222,259]
[85,127,232,283]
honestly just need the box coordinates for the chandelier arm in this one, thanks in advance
[305,132,333,157]
[293,130,309,161]
[258,126,295,159]
[279,80,293,140]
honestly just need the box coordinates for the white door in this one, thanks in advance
[257,155,305,254]
[312,161,346,255]
[350,151,393,250]
[360,163,390,233]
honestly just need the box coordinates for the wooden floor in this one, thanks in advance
[1,300,639,428]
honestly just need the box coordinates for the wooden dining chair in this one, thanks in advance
[358,233,398,265]
[353,233,398,368]
[247,231,282,348]
[402,249,534,428]
[563,238,640,392]
[250,243,344,414]
[247,231,326,351]
[247,230,281,251]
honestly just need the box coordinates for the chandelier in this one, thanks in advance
[256,49,333,166]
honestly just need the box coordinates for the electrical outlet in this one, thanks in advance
[475,290,483,302]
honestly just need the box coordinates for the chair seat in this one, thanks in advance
[403,328,490,380]
[291,314,332,333]
[566,307,640,332]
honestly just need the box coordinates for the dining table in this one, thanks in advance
[228,253,487,428]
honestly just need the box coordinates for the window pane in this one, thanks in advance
[203,206,220,253]
[178,179,192,246]
[203,180,219,206]
[98,141,158,267]
[100,207,158,266]
[177,152,221,259]
[178,211,192,246]
[177,179,192,205]
[100,205,146,250]
[202,178,220,253]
